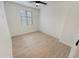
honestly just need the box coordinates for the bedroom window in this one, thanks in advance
[20,10,32,27]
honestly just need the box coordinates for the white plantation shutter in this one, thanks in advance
[20,10,32,27]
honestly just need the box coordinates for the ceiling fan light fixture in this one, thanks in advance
[35,3,39,7]
[30,1,47,7]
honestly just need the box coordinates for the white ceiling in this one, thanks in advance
[12,1,41,9]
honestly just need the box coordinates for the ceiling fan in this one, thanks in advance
[30,1,47,7]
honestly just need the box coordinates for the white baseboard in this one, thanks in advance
[12,30,39,38]
[59,39,71,47]
[40,30,59,41]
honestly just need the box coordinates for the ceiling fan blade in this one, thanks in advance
[39,1,47,5]
[32,1,47,5]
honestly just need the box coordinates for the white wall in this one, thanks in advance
[4,2,40,36]
[60,2,79,47]
[0,2,12,57]
[40,1,79,47]
[40,1,68,39]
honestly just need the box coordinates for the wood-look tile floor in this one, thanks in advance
[12,31,71,58]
